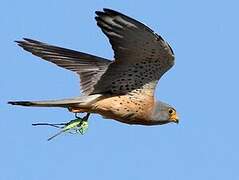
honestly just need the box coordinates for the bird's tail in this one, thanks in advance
[8,94,102,108]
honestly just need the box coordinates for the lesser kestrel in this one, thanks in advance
[9,8,179,126]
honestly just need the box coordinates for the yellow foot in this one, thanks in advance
[68,107,88,113]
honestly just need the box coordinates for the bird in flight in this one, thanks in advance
[9,8,179,127]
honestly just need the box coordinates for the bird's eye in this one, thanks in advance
[168,108,175,115]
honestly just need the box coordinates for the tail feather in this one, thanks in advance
[8,101,37,106]
[8,95,102,108]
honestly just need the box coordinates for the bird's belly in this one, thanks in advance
[91,94,154,125]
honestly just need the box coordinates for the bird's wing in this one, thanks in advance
[92,8,175,96]
[16,38,111,95]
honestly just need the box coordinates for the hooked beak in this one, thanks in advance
[170,113,179,124]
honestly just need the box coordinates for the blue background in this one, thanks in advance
[1,0,238,180]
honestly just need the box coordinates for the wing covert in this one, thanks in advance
[92,9,175,95]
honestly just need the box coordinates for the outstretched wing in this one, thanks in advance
[16,38,111,95]
[92,8,175,95]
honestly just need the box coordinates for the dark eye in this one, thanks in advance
[168,109,174,114]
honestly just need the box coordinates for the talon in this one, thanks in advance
[83,113,90,121]
[75,113,80,119]
[74,112,90,121]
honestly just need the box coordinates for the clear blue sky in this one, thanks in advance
[1,0,238,180]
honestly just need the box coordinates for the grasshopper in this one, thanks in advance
[32,113,90,141]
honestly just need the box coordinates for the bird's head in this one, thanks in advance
[150,101,179,125]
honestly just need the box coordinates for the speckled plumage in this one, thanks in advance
[9,8,179,125]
